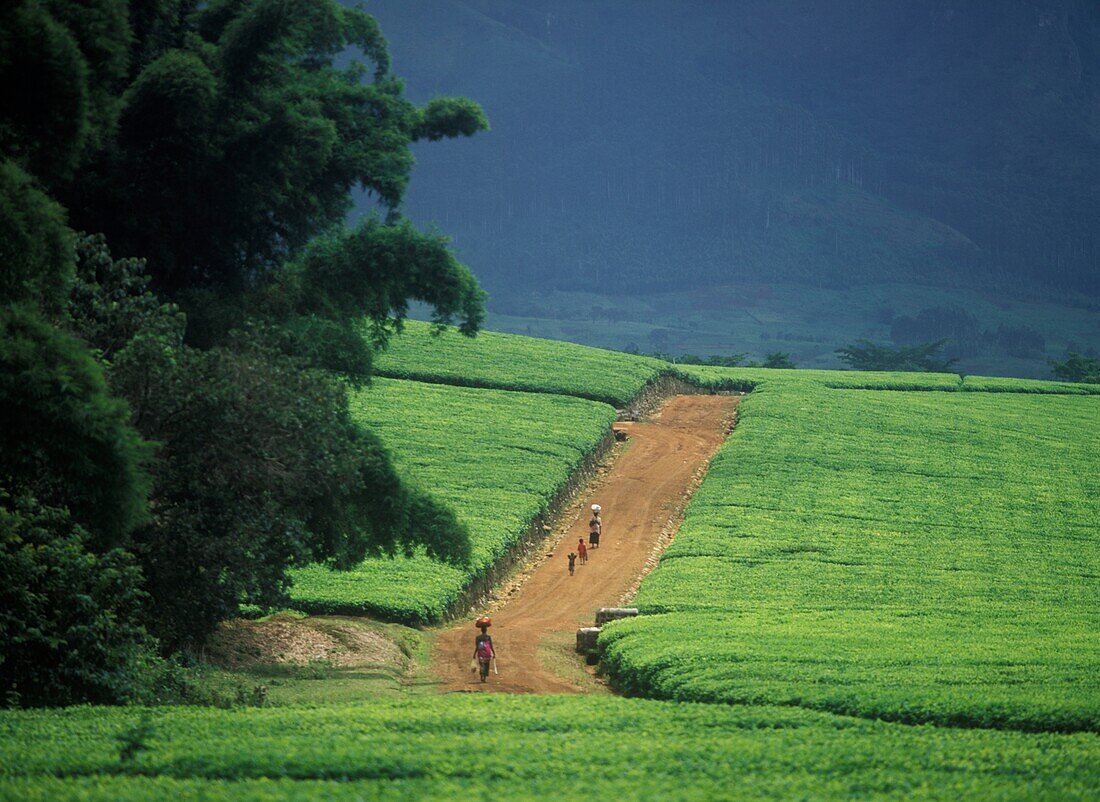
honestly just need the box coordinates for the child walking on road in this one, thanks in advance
[568,552,577,575]
[577,538,588,564]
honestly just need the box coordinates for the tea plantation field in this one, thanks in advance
[290,378,615,623]
[601,369,1100,733]
[374,320,668,405]
[5,328,1099,799]
[3,697,1097,800]
[678,364,1100,394]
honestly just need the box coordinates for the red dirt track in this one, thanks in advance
[430,394,739,693]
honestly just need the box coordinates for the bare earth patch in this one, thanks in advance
[207,614,405,671]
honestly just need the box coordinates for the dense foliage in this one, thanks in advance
[835,338,957,372]
[290,378,615,623]
[1050,352,1100,384]
[66,214,476,650]
[1,697,1097,800]
[0,303,151,551]
[0,162,74,315]
[272,219,485,382]
[0,494,153,707]
[39,0,487,301]
[0,0,488,700]
[601,370,1100,732]
[890,306,1047,361]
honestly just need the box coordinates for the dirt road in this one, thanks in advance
[430,394,739,693]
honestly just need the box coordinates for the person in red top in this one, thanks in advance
[473,617,495,683]
[577,538,588,564]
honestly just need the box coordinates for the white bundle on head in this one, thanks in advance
[591,504,601,513]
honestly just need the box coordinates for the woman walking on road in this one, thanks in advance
[589,504,602,548]
[473,616,496,683]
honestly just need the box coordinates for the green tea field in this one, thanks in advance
[289,377,616,623]
[601,368,1100,733]
[3,697,1097,800]
[375,320,668,405]
[5,329,1098,800]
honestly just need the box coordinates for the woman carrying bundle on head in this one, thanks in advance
[472,616,496,683]
[589,504,602,548]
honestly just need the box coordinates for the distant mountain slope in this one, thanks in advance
[353,0,1099,302]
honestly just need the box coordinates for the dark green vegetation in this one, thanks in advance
[835,339,956,372]
[601,369,1100,733]
[368,1,1100,367]
[373,0,1100,295]
[3,698,1098,800]
[3,1,1097,794]
[1051,353,1100,384]
[289,377,616,623]
[64,237,470,649]
[1,0,486,703]
[0,493,150,707]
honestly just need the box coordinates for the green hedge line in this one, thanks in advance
[3,697,1098,799]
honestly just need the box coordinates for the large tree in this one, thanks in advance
[1,0,489,680]
[68,235,472,646]
[0,3,160,702]
[69,0,487,311]
[835,339,957,373]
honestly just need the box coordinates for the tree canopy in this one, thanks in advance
[67,0,488,307]
[0,0,488,699]
[835,339,958,373]
[1049,352,1100,384]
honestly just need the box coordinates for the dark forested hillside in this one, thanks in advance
[359,0,1100,303]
